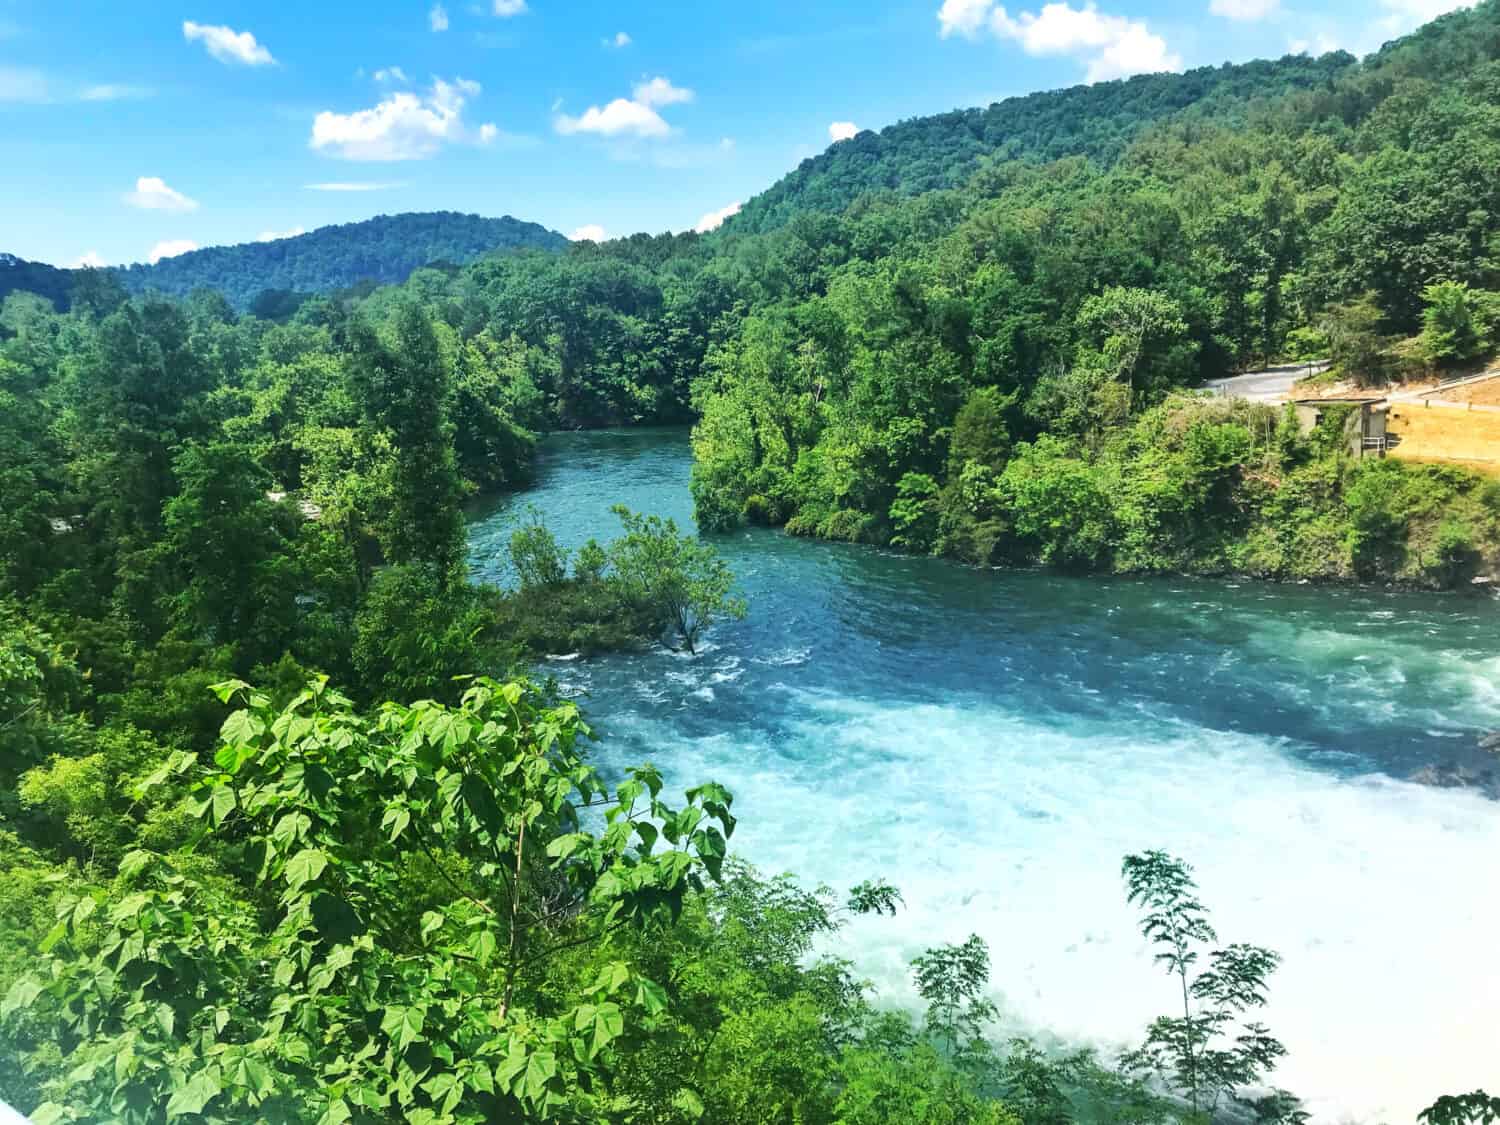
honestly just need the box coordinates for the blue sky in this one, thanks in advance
[0,0,1474,267]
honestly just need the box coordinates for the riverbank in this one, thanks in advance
[695,395,1500,593]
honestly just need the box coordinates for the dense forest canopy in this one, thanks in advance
[3,0,1500,1120]
[729,50,1358,234]
[0,212,568,314]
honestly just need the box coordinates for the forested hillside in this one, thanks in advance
[0,256,71,313]
[730,50,1357,234]
[115,212,567,310]
[0,212,567,313]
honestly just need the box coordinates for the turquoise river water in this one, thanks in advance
[468,428,1500,1122]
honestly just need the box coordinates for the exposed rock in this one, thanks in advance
[1408,761,1500,798]
[1480,731,1500,755]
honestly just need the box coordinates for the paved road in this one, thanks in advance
[1203,361,1330,402]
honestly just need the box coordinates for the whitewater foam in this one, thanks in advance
[597,690,1500,1123]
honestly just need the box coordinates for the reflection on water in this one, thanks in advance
[469,427,1500,1122]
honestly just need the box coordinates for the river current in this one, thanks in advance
[469,427,1500,1122]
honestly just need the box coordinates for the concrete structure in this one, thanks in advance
[1290,396,1389,457]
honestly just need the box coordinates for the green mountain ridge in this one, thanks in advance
[1,210,568,312]
[728,50,1358,234]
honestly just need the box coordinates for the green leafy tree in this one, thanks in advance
[161,442,302,662]
[606,506,746,655]
[1121,850,1294,1121]
[1419,280,1497,366]
[1422,1092,1500,1125]
[911,935,999,1059]
[508,507,570,590]
[347,302,465,577]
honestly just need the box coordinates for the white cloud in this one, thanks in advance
[938,0,996,37]
[373,66,409,84]
[694,201,741,233]
[829,121,859,141]
[71,251,107,268]
[148,240,199,264]
[555,77,694,140]
[182,21,275,66]
[304,181,404,191]
[430,4,449,31]
[1289,31,1342,54]
[256,227,306,242]
[493,0,527,14]
[478,122,498,142]
[940,1,1181,82]
[605,31,632,48]
[569,224,608,242]
[1211,0,1279,17]
[556,98,670,138]
[310,77,496,160]
[633,76,694,108]
[124,176,199,213]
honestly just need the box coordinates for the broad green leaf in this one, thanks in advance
[37,920,67,953]
[635,978,668,1015]
[209,679,249,704]
[592,1002,624,1056]
[219,707,263,747]
[495,1044,528,1092]
[210,783,236,826]
[381,1004,425,1054]
[522,1049,558,1106]
[284,847,327,892]
[470,928,497,967]
[117,850,152,881]
[271,812,310,852]
[383,806,411,843]
[1,976,41,1018]
[465,1061,494,1094]
[421,1072,461,1114]
[165,1068,222,1119]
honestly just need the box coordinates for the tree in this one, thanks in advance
[161,442,301,661]
[1121,850,1295,1120]
[347,302,465,577]
[1074,287,1194,411]
[1422,1092,1500,1125]
[1419,280,1497,366]
[910,935,998,1058]
[606,506,746,655]
[1321,294,1393,386]
[508,506,570,590]
[3,676,736,1122]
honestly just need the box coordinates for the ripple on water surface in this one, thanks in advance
[470,428,1500,1122]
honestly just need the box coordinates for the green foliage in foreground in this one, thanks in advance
[0,651,1178,1124]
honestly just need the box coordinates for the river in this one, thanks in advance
[468,427,1500,1122]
